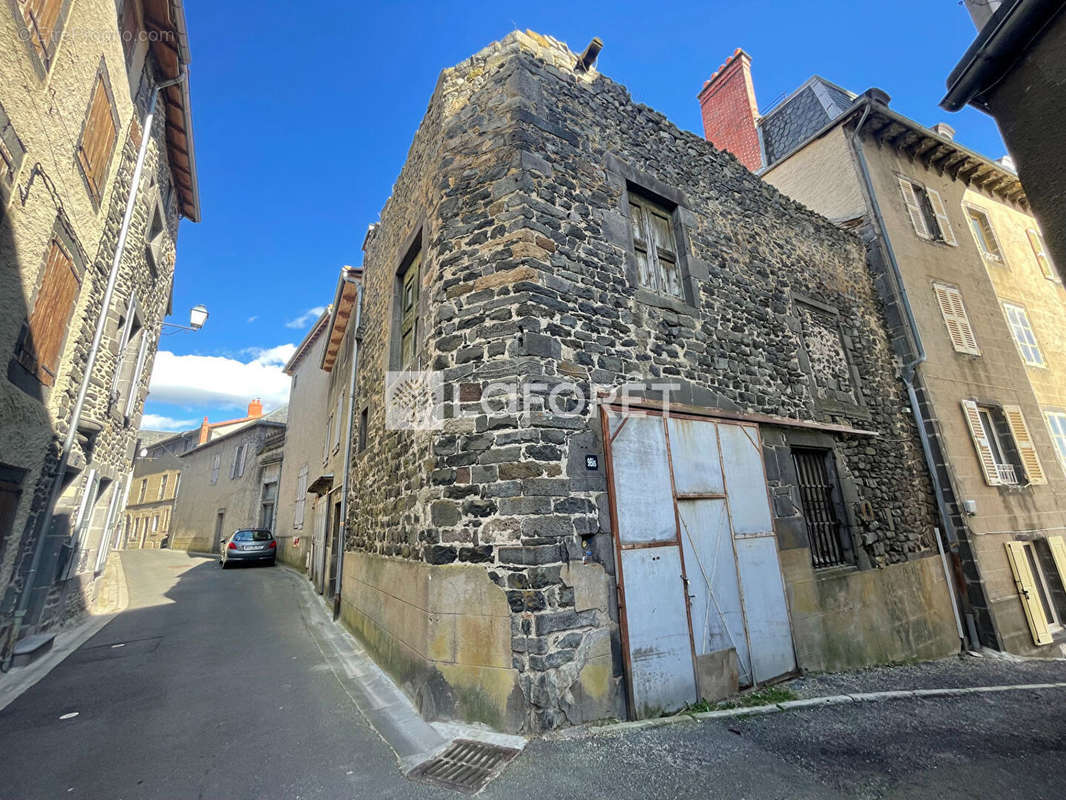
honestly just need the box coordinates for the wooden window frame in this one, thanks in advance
[11,0,73,77]
[12,220,85,389]
[627,187,685,300]
[75,60,120,210]
[1002,301,1045,368]
[932,282,980,355]
[390,226,424,371]
[0,99,27,208]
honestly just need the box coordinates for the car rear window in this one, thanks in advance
[233,530,272,541]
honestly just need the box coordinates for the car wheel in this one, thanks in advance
[220,560,228,570]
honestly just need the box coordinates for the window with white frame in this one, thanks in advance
[1027,228,1058,282]
[898,178,956,245]
[965,205,1004,263]
[932,283,980,355]
[1003,302,1045,367]
[1046,411,1066,472]
[961,400,1047,486]
[628,189,684,299]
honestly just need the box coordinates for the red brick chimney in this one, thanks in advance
[697,49,762,172]
[198,416,210,444]
[247,398,263,418]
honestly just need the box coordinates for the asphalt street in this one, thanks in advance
[2,549,1065,799]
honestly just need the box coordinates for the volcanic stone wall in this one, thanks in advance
[347,31,937,731]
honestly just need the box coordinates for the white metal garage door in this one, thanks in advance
[603,406,796,718]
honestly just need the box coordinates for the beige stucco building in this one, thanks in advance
[699,51,1066,655]
[0,0,198,660]
[124,466,179,549]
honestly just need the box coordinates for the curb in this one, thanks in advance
[575,681,1066,738]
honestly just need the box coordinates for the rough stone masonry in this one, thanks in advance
[344,31,942,733]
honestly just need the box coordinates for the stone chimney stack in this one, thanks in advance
[697,49,762,172]
[964,0,1002,29]
[247,398,263,418]
[932,122,956,140]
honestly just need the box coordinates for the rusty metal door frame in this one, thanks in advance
[602,402,797,718]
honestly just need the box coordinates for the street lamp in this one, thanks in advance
[161,304,209,333]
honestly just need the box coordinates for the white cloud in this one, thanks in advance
[247,315,258,323]
[140,414,198,431]
[147,344,296,409]
[285,306,326,329]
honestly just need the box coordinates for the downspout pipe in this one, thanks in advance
[848,98,969,650]
[3,71,187,665]
[333,274,363,620]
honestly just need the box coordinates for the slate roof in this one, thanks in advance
[758,76,857,168]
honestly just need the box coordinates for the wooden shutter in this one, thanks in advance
[898,178,930,239]
[1027,229,1057,281]
[1004,541,1053,645]
[1002,405,1046,485]
[926,189,957,245]
[23,237,79,385]
[77,75,117,204]
[123,333,150,417]
[933,284,979,355]
[961,400,1001,486]
[20,0,64,67]
[1047,536,1066,588]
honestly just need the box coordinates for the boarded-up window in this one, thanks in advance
[1002,405,1046,485]
[1027,229,1058,282]
[18,236,80,386]
[17,0,65,71]
[1005,541,1053,646]
[629,191,683,299]
[932,283,980,355]
[76,69,118,206]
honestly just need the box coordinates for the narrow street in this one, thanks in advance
[2,550,1065,799]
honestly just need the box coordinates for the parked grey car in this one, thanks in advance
[219,529,276,568]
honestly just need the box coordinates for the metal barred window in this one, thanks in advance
[792,448,852,569]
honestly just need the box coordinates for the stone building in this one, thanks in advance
[0,0,199,660]
[698,50,1066,655]
[336,31,960,734]
[942,0,1066,281]
[169,408,286,554]
[124,461,180,549]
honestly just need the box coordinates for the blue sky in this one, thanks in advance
[143,0,1001,431]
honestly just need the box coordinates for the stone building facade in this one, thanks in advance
[124,462,180,549]
[337,32,960,734]
[169,410,286,554]
[698,51,1066,656]
[0,0,198,657]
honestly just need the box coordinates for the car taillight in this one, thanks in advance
[227,541,237,550]
[269,540,276,549]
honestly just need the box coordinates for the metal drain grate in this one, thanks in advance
[408,739,520,794]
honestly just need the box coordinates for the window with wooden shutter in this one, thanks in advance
[397,250,421,369]
[965,205,1004,263]
[1005,541,1054,646]
[1002,405,1046,485]
[925,189,956,245]
[932,283,979,355]
[898,178,931,239]
[18,236,80,386]
[16,0,66,72]
[0,100,27,205]
[1046,411,1066,473]
[1026,229,1058,282]
[962,400,1003,486]
[76,69,118,207]
[628,191,684,299]
[334,391,344,452]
